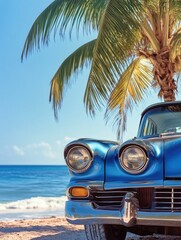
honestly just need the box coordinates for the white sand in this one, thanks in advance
[0,217,180,240]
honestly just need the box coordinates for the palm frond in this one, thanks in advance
[162,0,169,47]
[84,0,144,115]
[142,1,162,41]
[170,0,181,22]
[106,57,153,138]
[49,39,96,117]
[143,0,159,12]
[108,108,128,142]
[22,0,106,59]
[170,32,181,61]
[141,20,160,52]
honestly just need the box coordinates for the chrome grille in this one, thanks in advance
[91,188,181,212]
[154,188,181,212]
[91,189,135,210]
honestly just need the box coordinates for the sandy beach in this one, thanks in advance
[0,217,181,240]
[0,217,84,240]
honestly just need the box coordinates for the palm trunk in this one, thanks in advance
[152,49,177,102]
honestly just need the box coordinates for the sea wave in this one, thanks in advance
[0,196,67,211]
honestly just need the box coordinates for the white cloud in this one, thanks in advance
[26,142,50,149]
[56,140,61,145]
[64,136,75,142]
[26,142,56,159]
[12,145,24,156]
[5,140,64,160]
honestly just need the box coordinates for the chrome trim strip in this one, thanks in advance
[154,187,181,211]
[66,182,104,191]
[66,200,181,227]
[171,187,174,211]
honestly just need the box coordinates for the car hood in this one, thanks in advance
[105,135,181,189]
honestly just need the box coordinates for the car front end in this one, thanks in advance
[64,102,181,238]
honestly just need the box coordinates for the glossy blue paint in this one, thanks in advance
[65,138,118,184]
[65,102,181,230]
[164,136,181,178]
[164,180,181,186]
[105,138,164,189]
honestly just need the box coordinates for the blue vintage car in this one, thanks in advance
[64,102,181,239]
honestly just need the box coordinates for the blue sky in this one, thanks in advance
[0,1,180,165]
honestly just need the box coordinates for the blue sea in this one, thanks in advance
[0,165,70,221]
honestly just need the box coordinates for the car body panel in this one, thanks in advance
[64,102,181,232]
[65,138,118,185]
[164,137,181,178]
[105,138,164,189]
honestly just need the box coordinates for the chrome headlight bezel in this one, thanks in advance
[65,145,93,173]
[119,145,148,174]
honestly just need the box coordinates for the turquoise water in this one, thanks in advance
[0,165,69,220]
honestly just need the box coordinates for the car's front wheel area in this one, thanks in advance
[85,224,127,240]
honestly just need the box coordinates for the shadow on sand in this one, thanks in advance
[0,224,86,240]
[1,224,181,240]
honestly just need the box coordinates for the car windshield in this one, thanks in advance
[139,104,181,137]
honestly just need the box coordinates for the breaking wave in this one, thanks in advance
[0,196,67,211]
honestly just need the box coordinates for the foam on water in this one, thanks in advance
[0,196,67,220]
[0,196,67,211]
[0,166,69,220]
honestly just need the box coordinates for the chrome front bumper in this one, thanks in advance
[66,192,181,227]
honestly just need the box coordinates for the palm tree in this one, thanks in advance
[22,0,181,138]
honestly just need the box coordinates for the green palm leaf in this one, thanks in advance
[170,32,181,61]
[21,0,106,59]
[141,20,160,52]
[23,0,181,137]
[49,39,96,117]
[170,0,181,22]
[106,57,153,139]
[84,0,144,115]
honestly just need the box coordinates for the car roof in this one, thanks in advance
[141,101,181,116]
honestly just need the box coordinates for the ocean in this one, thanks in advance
[0,165,69,221]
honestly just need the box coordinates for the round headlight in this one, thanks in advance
[119,146,148,174]
[66,146,92,173]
